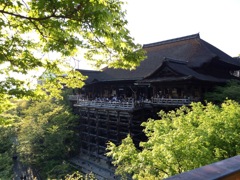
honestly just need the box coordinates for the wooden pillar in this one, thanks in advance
[87,108,90,156]
[153,86,156,98]
[107,110,110,140]
[128,113,132,134]
[117,111,120,143]
[96,110,99,159]
[79,109,83,155]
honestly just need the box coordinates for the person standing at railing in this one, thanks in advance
[112,95,117,102]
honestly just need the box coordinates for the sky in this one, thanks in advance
[124,0,240,57]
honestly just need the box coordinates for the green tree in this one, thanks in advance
[0,125,15,178]
[107,101,240,179]
[205,80,240,104]
[0,109,19,178]
[0,0,145,101]
[16,99,80,179]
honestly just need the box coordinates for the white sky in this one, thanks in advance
[124,0,240,57]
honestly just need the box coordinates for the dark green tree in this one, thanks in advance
[204,80,240,104]
[16,99,80,179]
[0,125,15,178]
[0,109,19,178]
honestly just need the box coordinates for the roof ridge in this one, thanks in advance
[143,33,200,48]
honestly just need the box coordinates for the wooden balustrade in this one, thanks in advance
[152,97,191,106]
[69,95,194,108]
[68,95,79,101]
[74,99,135,110]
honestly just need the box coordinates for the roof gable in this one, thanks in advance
[146,58,186,79]
[139,58,229,83]
[154,66,179,77]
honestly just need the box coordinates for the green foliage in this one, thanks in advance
[107,100,240,179]
[107,135,138,179]
[16,99,80,178]
[0,113,17,178]
[46,162,78,179]
[0,152,13,178]
[65,171,97,180]
[205,80,240,104]
[0,0,145,104]
[0,127,14,178]
[0,94,15,114]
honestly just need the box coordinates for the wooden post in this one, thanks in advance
[107,110,110,140]
[87,108,90,156]
[117,111,120,143]
[96,110,99,159]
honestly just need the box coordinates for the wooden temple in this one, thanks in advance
[69,34,240,176]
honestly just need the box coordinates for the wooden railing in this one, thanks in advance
[69,95,194,108]
[74,99,135,110]
[68,95,79,101]
[152,98,192,106]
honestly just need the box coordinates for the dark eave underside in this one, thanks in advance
[139,75,228,83]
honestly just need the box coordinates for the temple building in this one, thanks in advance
[69,34,240,178]
[73,33,240,103]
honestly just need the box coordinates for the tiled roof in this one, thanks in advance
[143,33,200,48]
[78,34,240,84]
[76,69,101,84]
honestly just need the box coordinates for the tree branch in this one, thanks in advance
[29,19,47,40]
[0,5,82,22]
[0,9,57,21]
